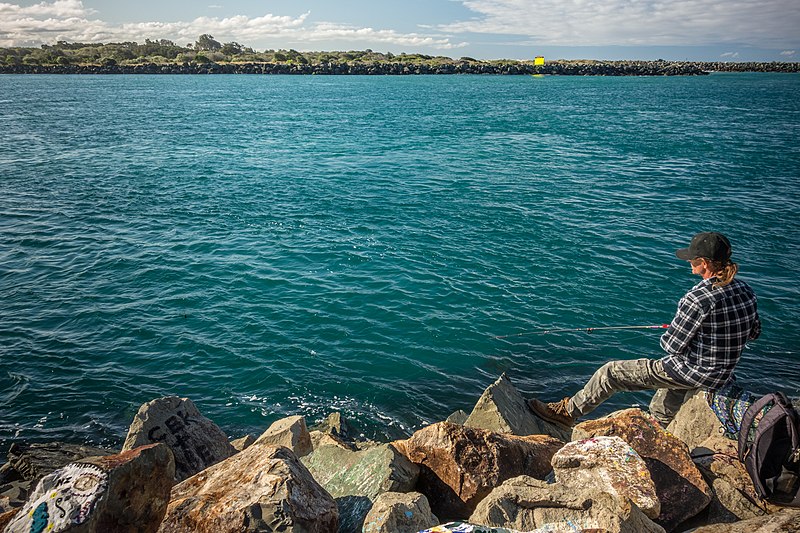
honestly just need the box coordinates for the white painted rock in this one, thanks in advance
[3,443,174,533]
[552,436,660,519]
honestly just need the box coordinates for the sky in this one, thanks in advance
[0,0,798,61]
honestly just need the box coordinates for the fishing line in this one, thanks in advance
[493,324,670,339]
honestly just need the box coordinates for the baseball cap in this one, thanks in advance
[676,232,732,262]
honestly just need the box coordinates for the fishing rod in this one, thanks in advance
[493,323,670,339]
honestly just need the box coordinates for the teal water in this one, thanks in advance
[1,73,799,452]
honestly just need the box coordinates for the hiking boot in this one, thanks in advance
[528,397,576,428]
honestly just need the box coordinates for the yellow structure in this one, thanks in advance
[534,56,545,65]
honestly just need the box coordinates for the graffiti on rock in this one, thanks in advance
[146,409,215,475]
[4,463,108,533]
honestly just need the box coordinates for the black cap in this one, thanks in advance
[676,232,732,262]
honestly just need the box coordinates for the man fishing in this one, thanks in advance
[529,231,761,428]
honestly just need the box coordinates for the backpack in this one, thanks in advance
[738,392,800,507]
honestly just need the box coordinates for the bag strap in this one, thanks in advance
[738,392,782,461]
[784,395,800,452]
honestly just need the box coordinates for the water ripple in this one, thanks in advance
[1,74,798,452]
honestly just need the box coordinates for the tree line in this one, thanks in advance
[0,35,483,67]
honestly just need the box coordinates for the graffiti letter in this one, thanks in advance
[148,426,166,442]
[164,415,184,434]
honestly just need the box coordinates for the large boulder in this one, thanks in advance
[464,374,571,441]
[122,396,236,481]
[469,475,665,533]
[0,442,112,485]
[362,491,438,533]
[301,443,418,532]
[689,436,775,524]
[551,436,660,519]
[4,443,174,533]
[666,390,724,450]
[392,422,563,520]
[0,442,113,509]
[690,507,800,532]
[254,415,313,458]
[158,444,337,533]
[573,408,712,531]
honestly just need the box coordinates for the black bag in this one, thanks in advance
[738,392,800,507]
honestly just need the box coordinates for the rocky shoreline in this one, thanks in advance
[1,373,798,533]
[2,60,798,76]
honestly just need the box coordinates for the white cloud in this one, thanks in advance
[780,50,796,56]
[0,0,91,18]
[302,22,465,49]
[442,0,800,48]
[720,52,739,58]
[0,0,463,49]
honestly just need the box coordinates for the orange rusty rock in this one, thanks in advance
[158,444,337,533]
[574,408,712,531]
[393,422,563,520]
[0,508,20,530]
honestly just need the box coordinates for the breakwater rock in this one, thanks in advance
[0,60,739,76]
[1,375,797,532]
[2,60,799,76]
[695,61,800,73]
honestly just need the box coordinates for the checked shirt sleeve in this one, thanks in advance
[660,296,706,356]
[749,313,762,340]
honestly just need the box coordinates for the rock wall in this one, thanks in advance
[2,374,795,532]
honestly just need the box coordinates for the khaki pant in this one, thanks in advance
[568,358,697,426]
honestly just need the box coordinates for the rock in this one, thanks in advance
[463,374,571,441]
[689,507,800,532]
[469,475,664,533]
[419,522,526,533]
[230,434,255,452]
[122,396,236,481]
[552,436,660,519]
[689,436,774,522]
[667,390,724,450]
[392,422,563,520]
[0,443,112,513]
[301,443,418,532]
[159,444,337,533]
[0,480,31,511]
[309,431,356,452]
[254,415,313,457]
[362,491,438,533]
[311,412,355,442]
[573,408,712,531]
[445,410,469,426]
[4,443,174,533]
[0,509,19,530]
[0,442,112,484]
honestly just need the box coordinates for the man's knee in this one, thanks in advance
[605,358,651,385]
[650,387,693,426]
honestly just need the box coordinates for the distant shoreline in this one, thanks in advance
[2,60,799,76]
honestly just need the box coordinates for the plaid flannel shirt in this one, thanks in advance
[660,276,760,390]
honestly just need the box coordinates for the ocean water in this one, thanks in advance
[1,73,799,453]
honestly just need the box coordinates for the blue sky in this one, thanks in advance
[1,0,798,61]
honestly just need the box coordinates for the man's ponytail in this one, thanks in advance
[711,260,738,288]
